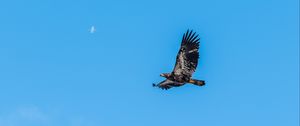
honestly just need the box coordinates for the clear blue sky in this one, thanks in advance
[0,0,299,126]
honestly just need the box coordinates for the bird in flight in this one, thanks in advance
[153,30,205,90]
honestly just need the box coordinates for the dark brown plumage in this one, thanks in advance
[153,30,205,90]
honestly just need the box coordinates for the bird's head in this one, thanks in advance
[160,73,170,78]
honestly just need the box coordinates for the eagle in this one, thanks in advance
[153,30,205,90]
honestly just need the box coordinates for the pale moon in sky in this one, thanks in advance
[90,26,96,33]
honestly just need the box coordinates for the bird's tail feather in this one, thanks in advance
[189,79,205,86]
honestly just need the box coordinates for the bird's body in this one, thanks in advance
[153,30,205,90]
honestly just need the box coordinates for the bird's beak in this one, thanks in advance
[160,74,164,77]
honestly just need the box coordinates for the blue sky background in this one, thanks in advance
[0,0,299,126]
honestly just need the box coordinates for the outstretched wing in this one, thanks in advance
[172,30,200,79]
[153,79,183,90]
